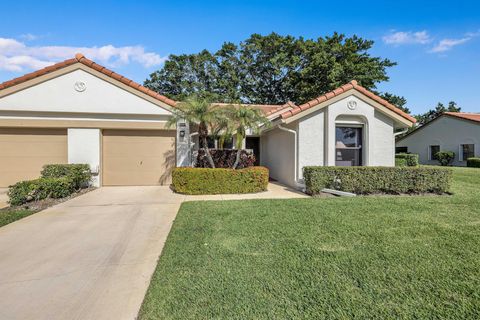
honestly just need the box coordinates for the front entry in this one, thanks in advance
[245,137,260,166]
[335,126,363,166]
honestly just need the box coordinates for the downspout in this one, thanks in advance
[394,127,409,137]
[278,125,305,190]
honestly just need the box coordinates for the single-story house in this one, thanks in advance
[0,54,415,189]
[396,112,480,166]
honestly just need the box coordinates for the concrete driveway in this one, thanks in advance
[0,183,306,320]
[0,186,184,320]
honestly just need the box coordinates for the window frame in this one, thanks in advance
[460,143,475,162]
[335,125,363,166]
[396,146,408,154]
[429,145,440,161]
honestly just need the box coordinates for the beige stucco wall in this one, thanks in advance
[0,67,179,186]
[260,124,296,187]
[396,116,480,166]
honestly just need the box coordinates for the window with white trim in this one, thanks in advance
[460,144,475,161]
[429,145,440,161]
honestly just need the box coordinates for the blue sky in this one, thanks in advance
[0,0,479,114]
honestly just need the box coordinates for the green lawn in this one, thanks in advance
[0,209,35,228]
[140,167,480,319]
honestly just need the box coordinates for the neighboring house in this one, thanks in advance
[0,54,415,189]
[396,112,480,166]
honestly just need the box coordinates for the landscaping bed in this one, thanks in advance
[0,164,94,228]
[140,167,480,319]
[0,187,94,228]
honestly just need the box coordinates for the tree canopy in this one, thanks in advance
[144,32,402,107]
[415,101,461,126]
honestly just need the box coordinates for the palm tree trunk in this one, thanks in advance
[199,122,215,168]
[218,135,225,150]
[232,149,242,169]
[232,131,243,169]
[202,136,216,168]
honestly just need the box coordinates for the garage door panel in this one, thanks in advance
[0,156,67,168]
[104,142,174,157]
[0,128,68,187]
[1,142,67,156]
[102,129,175,186]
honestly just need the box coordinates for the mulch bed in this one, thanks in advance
[0,187,96,213]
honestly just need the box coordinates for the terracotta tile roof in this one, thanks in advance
[211,102,284,115]
[265,101,297,116]
[278,80,416,123]
[0,53,177,107]
[444,112,480,123]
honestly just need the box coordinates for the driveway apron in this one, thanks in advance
[0,186,184,320]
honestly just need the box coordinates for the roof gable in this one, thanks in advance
[0,54,176,108]
[397,112,480,143]
[277,80,416,125]
[0,68,173,116]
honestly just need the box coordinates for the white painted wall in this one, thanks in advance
[325,95,395,166]
[0,69,171,116]
[67,128,101,186]
[396,116,480,166]
[260,125,296,187]
[297,109,325,180]
[261,94,398,188]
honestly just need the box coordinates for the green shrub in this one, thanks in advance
[41,164,91,189]
[8,180,39,206]
[172,166,269,195]
[303,166,452,195]
[8,177,75,206]
[467,157,480,168]
[435,151,455,166]
[395,153,419,167]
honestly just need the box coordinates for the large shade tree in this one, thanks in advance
[144,32,404,108]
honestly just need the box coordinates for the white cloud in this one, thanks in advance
[383,30,431,45]
[430,31,479,53]
[19,33,39,41]
[430,37,471,53]
[0,37,167,72]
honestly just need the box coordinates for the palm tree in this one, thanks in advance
[225,105,271,169]
[166,97,220,168]
[211,109,235,149]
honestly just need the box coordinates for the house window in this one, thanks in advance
[429,145,440,160]
[206,136,216,149]
[221,137,234,149]
[460,144,475,161]
[396,146,408,154]
[336,126,362,166]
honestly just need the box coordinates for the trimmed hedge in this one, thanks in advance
[195,149,255,169]
[395,153,419,167]
[172,166,269,195]
[41,164,91,189]
[303,166,452,195]
[467,158,480,168]
[8,177,75,206]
